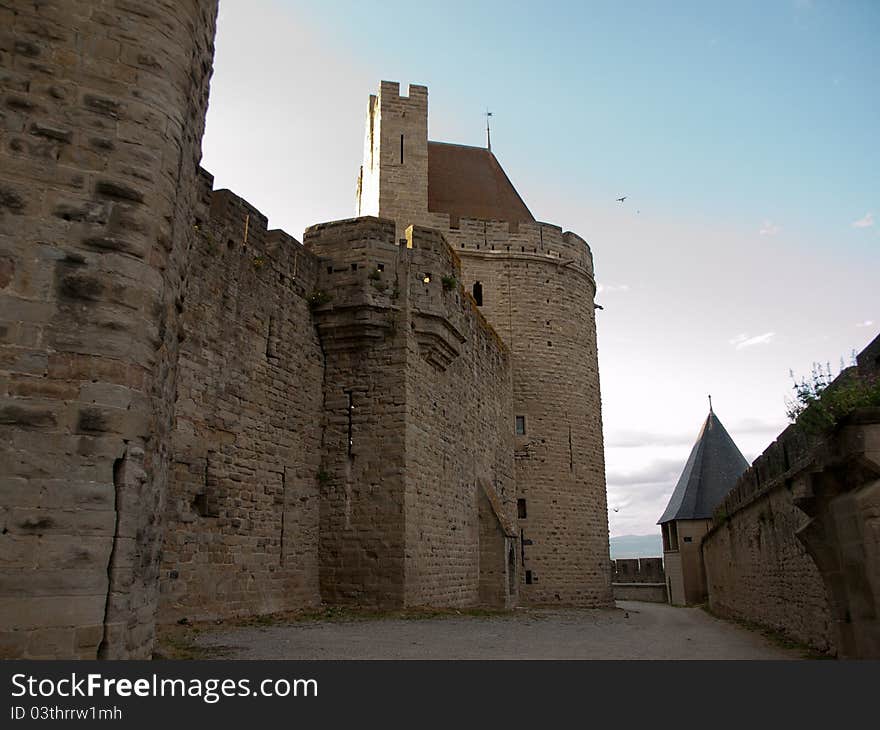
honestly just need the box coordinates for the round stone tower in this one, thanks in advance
[355,81,613,606]
[0,0,218,658]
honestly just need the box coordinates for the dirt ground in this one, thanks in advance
[163,600,811,660]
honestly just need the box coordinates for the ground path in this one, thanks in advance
[187,601,806,660]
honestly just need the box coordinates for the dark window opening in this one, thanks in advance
[525,570,533,585]
[517,498,527,519]
[515,415,526,435]
[473,281,483,306]
[326,265,333,274]
[350,263,358,271]
[683,536,693,543]
[400,134,404,164]
[377,262,385,272]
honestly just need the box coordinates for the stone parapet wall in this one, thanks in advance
[611,557,664,584]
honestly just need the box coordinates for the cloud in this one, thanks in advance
[852,212,874,229]
[606,428,694,449]
[759,220,781,236]
[729,332,775,350]
[856,320,875,328]
[606,458,683,489]
[597,283,630,294]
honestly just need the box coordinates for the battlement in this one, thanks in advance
[378,80,428,103]
[198,178,318,292]
[425,213,595,280]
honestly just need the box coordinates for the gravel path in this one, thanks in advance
[192,601,806,660]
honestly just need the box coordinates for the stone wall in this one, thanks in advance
[353,81,612,608]
[0,0,217,659]
[611,558,664,584]
[611,558,666,603]
[158,179,324,623]
[400,226,516,607]
[703,334,880,657]
[702,483,834,651]
[305,219,516,609]
[451,230,611,607]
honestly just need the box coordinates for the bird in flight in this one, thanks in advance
[616,196,626,203]
[611,506,621,513]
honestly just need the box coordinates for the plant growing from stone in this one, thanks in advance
[786,359,880,435]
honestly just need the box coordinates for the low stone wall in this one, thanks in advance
[610,558,667,602]
[612,583,667,603]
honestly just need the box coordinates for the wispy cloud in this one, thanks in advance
[759,220,781,236]
[856,320,875,328]
[852,212,874,229]
[597,283,630,294]
[729,332,776,350]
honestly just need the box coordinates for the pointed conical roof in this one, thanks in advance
[657,408,749,524]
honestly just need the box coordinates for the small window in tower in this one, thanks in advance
[400,134,404,164]
[683,536,693,543]
[377,263,385,272]
[525,570,533,585]
[515,415,526,435]
[473,281,483,306]
[350,263,358,271]
[423,273,431,284]
[517,498,527,519]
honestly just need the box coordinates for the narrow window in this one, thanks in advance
[515,415,525,435]
[472,281,483,306]
[346,390,354,458]
[525,570,533,585]
[400,134,404,164]
[377,263,385,272]
[517,498,527,519]
[683,536,693,543]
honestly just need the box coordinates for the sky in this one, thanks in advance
[201,0,879,539]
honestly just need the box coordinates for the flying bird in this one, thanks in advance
[616,196,626,203]
[611,506,620,513]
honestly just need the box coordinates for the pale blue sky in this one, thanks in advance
[202,0,878,537]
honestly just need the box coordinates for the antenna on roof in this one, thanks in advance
[708,394,713,413]
[485,110,493,152]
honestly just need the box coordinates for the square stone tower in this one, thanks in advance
[356,82,429,238]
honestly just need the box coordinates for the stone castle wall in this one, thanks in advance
[305,218,516,608]
[702,338,880,657]
[702,479,834,652]
[450,235,611,606]
[158,176,324,623]
[0,0,218,658]
[354,80,612,607]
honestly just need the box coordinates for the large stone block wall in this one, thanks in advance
[307,217,409,607]
[305,218,516,608]
[702,484,834,652]
[353,80,611,608]
[158,179,324,623]
[0,0,217,659]
[401,226,516,607]
[449,229,611,606]
[703,337,880,657]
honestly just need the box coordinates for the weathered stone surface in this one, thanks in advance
[0,0,218,659]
